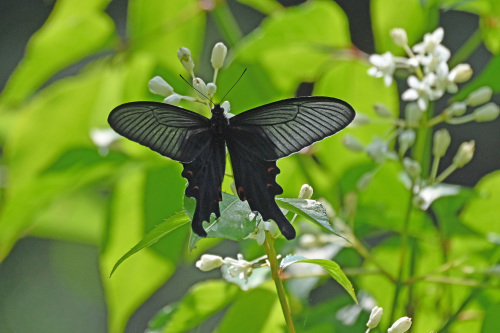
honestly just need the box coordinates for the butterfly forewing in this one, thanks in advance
[228,97,355,161]
[108,102,211,163]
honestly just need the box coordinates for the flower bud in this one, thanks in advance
[207,82,217,96]
[447,102,467,117]
[192,77,208,100]
[230,181,237,196]
[466,86,493,106]
[449,63,473,83]
[473,102,500,122]
[366,306,383,329]
[390,28,408,46]
[405,103,423,127]
[299,184,313,199]
[195,254,224,271]
[177,47,195,73]
[163,93,182,105]
[343,135,364,152]
[374,103,393,118]
[222,101,231,113]
[453,141,475,168]
[433,128,451,157]
[148,76,174,97]
[388,316,412,333]
[352,113,370,126]
[403,157,421,179]
[398,129,416,153]
[211,42,227,70]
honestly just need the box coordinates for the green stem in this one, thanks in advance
[435,164,457,183]
[449,29,482,68]
[211,2,243,48]
[263,232,296,333]
[388,182,414,324]
[413,104,434,179]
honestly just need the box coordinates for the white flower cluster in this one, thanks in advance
[369,27,473,111]
[148,42,230,112]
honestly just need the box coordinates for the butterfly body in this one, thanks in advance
[108,97,355,240]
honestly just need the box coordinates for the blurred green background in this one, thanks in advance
[0,0,499,332]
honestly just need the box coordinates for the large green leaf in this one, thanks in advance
[0,0,115,106]
[101,171,173,333]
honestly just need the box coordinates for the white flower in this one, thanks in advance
[196,254,224,271]
[366,306,383,329]
[413,27,450,60]
[245,220,278,245]
[148,76,174,97]
[401,74,439,110]
[434,61,457,95]
[90,128,121,155]
[163,93,182,105]
[388,316,412,333]
[192,77,208,100]
[368,52,396,86]
[224,254,254,282]
[207,82,217,96]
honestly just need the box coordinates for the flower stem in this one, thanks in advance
[413,103,434,179]
[263,232,296,332]
[388,181,414,324]
[449,29,482,68]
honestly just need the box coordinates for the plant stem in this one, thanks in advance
[263,232,296,333]
[413,104,434,179]
[449,29,482,68]
[388,182,414,324]
[211,2,243,48]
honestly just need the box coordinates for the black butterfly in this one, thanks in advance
[108,97,355,240]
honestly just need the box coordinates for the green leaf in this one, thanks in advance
[215,282,285,333]
[162,280,240,332]
[100,172,173,333]
[371,0,439,54]
[0,0,116,106]
[280,257,357,304]
[235,0,284,15]
[461,170,500,235]
[146,304,179,333]
[233,0,351,95]
[276,198,344,237]
[109,212,190,277]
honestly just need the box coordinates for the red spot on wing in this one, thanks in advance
[267,167,275,173]
[186,170,194,176]
[218,186,222,201]
[266,183,273,188]
[238,186,247,201]
[193,185,199,190]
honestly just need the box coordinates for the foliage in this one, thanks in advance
[1,0,500,332]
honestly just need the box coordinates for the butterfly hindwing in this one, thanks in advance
[108,101,225,237]
[228,97,355,160]
[108,102,211,163]
[182,137,226,237]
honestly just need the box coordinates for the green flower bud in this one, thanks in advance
[177,47,195,73]
[405,103,423,127]
[211,42,227,70]
[343,135,364,152]
[390,28,408,46]
[433,128,451,158]
[403,158,421,179]
[466,86,493,106]
[374,103,393,118]
[453,141,475,168]
[449,63,473,83]
[473,102,500,122]
[447,102,467,117]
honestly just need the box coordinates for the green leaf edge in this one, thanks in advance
[281,257,357,304]
[109,211,190,277]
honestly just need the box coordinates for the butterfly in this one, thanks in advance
[108,96,355,240]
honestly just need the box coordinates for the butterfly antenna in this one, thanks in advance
[220,68,247,102]
[179,74,214,105]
